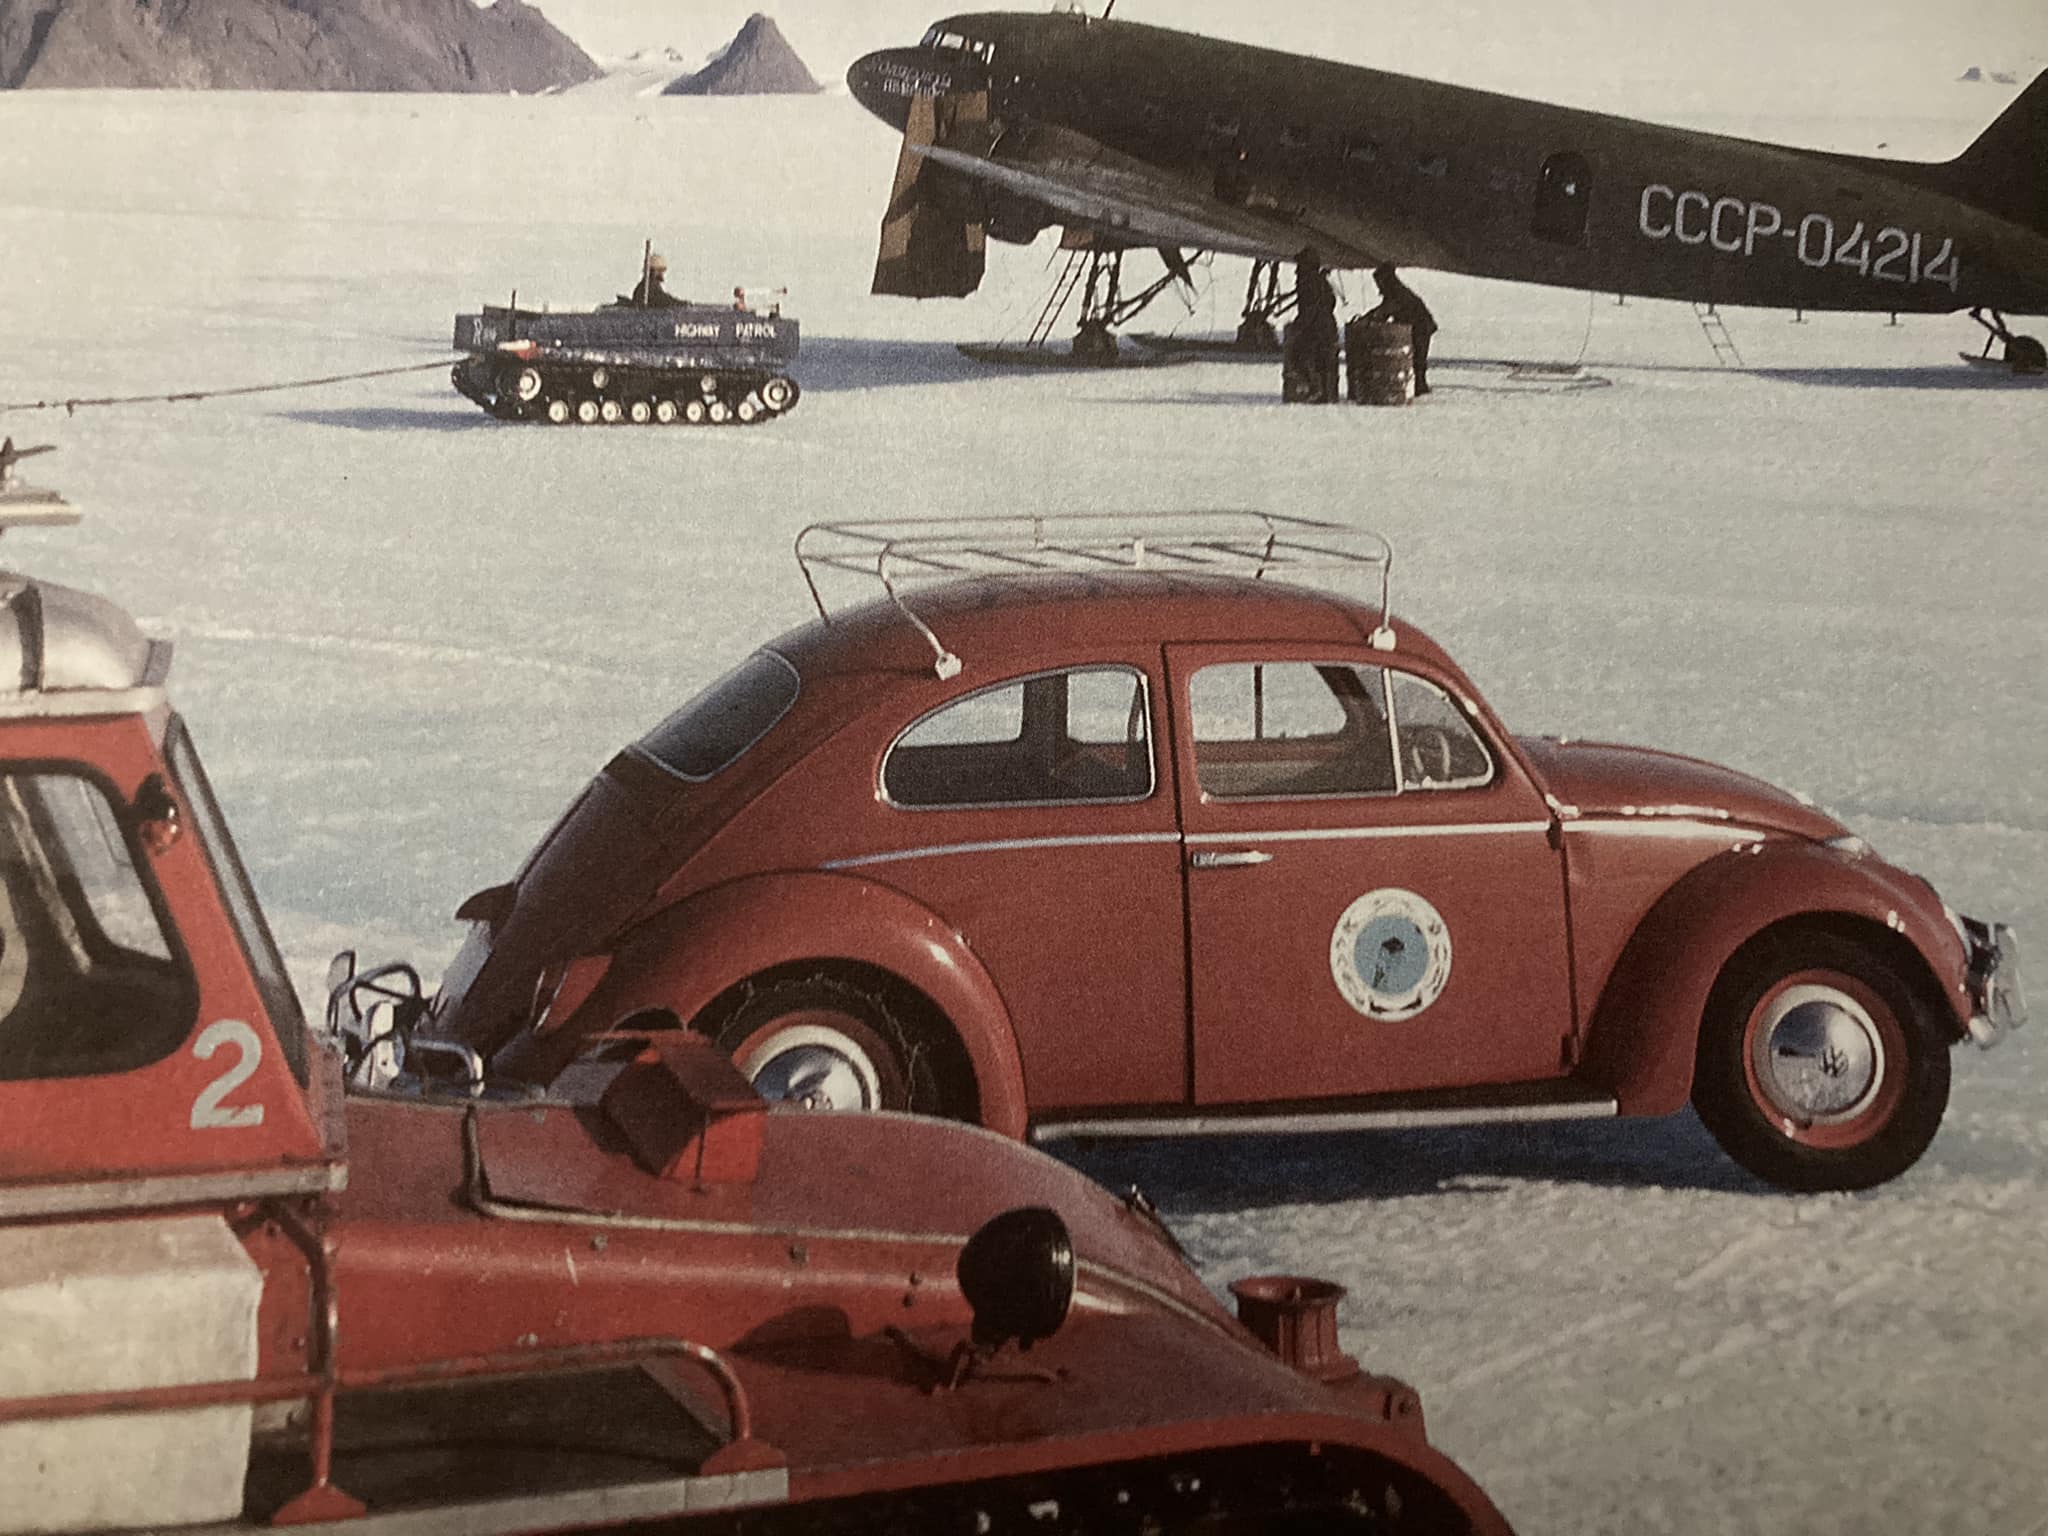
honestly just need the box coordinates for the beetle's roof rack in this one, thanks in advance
[795,512,1394,679]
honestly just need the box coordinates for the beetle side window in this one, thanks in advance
[1190,663,1396,798]
[1388,673,1496,790]
[884,667,1153,808]
[633,650,799,783]
[0,771,195,1081]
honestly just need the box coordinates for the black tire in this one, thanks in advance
[1693,932,1950,1191]
[2009,334,2046,375]
[712,975,958,1116]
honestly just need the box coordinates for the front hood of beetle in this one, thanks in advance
[1518,736,1845,840]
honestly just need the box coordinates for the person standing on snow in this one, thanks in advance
[1365,265,1438,395]
[1287,248,1340,402]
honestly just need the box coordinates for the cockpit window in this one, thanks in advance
[0,767,196,1082]
[632,650,800,783]
[920,27,995,62]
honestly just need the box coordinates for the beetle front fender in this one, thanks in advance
[1578,839,1969,1116]
[527,870,1031,1138]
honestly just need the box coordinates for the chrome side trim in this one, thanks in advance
[823,830,1181,870]
[0,1160,345,1221]
[1561,817,1761,841]
[176,1469,790,1536]
[1030,1095,1619,1143]
[1184,820,1549,844]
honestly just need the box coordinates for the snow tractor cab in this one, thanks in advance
[0,497,1512,1536]
[451,276,802,427]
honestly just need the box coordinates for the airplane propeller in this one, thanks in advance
[869,83,991,300]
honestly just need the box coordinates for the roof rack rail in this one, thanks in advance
[794,511,1394,679]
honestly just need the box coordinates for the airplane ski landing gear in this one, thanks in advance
[1967,307,2047,374]
[997,246,1195,366]
[1235,261,1294,353]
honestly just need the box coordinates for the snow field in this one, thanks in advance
[2,85,2045,1534]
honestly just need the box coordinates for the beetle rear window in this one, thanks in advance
[633,650,799,782]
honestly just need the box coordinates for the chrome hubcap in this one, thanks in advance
[743,1025,883,1112]
[1752,984,1884,1123]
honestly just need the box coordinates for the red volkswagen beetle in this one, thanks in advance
[409,514,2023,1192]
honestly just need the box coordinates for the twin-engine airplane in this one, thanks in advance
[847,9,2048,370]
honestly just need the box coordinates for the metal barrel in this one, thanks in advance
[1345,319,1414,405]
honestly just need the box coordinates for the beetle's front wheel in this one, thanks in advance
[714,975,953,1115]
[1693,933,1950,1191]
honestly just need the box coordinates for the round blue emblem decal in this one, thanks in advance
[1330,888,1453,1020]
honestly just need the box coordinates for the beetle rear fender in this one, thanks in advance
[546,870,1029,1137]
[1578,839,1969,1115]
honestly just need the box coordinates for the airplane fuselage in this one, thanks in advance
[851,13,2048,317]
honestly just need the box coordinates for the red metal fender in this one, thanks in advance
[1577,839,1970,1116]
[534,870,1031,1138]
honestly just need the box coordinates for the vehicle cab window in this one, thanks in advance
[0,769,194,1081]
[883,666,1152,808]
[1388,672,1495,789]
[1189,662,1396,798]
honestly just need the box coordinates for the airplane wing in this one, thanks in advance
[915,122,1310,262]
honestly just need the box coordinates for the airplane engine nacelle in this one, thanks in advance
[986,192,1054,246]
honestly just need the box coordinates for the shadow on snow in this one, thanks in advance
[1052,1109,1778,1213]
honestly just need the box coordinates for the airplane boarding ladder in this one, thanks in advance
[1693,302,1745,367]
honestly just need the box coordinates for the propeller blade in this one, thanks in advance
[871,90,989,299]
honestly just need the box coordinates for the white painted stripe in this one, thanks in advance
[1184,820,1551,845]
[822,831,1182,870]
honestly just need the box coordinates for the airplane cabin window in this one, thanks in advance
[1534,151,1592,245]
[1280,124,1313,151]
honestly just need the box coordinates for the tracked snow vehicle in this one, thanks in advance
[452,298,801,426]
[0,488,1512,1536]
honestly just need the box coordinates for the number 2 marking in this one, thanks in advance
[190,1019,267,1130]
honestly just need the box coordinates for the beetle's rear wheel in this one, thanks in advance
[1693,932,1950,1191]
[713,976,955,1116]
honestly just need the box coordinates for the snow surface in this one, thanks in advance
[2,81,2045,1535]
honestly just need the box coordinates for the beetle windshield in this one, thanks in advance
[165,716,309,1083]
[631,650,799,782]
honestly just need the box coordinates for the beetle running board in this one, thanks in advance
[1029,1087,1619,1144]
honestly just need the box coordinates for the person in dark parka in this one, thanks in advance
[1286,248,1341,402]
[632,252,685,307]
[1365,264,1438,394]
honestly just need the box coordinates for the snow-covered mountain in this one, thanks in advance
[0,0,600,91]
[662,14,820,96]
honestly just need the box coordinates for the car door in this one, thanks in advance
[1167,643,1575,1105]
[858,662,1189,1115]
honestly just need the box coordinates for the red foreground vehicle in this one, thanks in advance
[413,513,2022,1194]
[0,496,1512,1535]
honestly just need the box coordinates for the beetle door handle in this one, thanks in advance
[1189,848,1273,869]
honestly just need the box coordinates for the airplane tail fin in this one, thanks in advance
[1948,70,2048,236]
